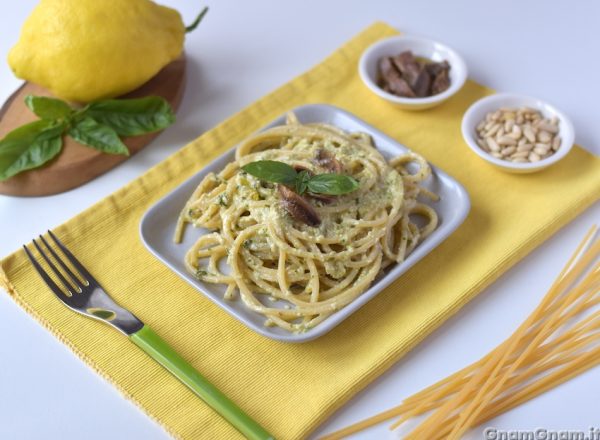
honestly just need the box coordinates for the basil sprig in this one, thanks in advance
[242,160,359,196]
[0,95,175,181]
[83,97,175,136]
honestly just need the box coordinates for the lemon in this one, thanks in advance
[8,0,186,102]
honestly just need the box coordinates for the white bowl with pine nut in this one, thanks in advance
[461,93,575,173]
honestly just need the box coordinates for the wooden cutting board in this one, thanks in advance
[0,55,186,197]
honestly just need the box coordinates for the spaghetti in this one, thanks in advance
[320,226,600,439]
[175,113,439,332]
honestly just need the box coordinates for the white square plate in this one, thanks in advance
[140,104,470,342]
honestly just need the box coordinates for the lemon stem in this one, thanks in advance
[185,6,208,33]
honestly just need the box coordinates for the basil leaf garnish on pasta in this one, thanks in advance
[242,160,359,196]
[295,170,312,194]
[306,173,359,195]
[242,160,298,186]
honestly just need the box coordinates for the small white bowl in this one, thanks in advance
[358,35,468,110]
[462,93,575,173]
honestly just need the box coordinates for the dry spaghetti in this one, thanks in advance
[320,226,600,439]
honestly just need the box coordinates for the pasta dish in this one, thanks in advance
[175,113,439,332]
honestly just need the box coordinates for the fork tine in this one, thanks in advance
[23,245,67,298]
[38,235,84,289]
[47,230,97,285]
[32,238,77,295]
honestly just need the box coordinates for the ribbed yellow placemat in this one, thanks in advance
[2,22,600,440]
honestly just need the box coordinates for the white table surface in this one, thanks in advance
[1,1,599,439]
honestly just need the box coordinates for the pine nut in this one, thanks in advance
[534,146,549,156]
[486,137,501,152]
[538,122,558,134]
[523,125,536,143]
[498,135,517,146]
[517,143,534,152]
[511,151,529,159]
[475,107,562,164]
[538,131,552,143]
[511,125,522,139]
[552,136,561,151]
[502,146,516,156]
[477,139,490,151]
[484,123,501,137]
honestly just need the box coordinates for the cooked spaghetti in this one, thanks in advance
[174,113,439,332]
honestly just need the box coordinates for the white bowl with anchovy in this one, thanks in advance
[358,35,468,110]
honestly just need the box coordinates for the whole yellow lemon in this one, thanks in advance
[8,0,185,102]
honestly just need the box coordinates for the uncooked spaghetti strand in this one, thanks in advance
[410,334,600,438]
[402,234,600,439]
[404,300,597,408]
[448,253,600,439]
[392,277,600,431]
[402,310,600,422]
[393,301,599,433]
[427,346,600,440]
[444,240,600,439]
[319,318,600,440]
[474,346,600,426]
[321,228,598,440]
[402,318,538,438]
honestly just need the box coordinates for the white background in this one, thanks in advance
[1,1,599,439]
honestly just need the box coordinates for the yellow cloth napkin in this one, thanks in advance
[2,22,600,440]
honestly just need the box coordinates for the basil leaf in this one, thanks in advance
[24,95,73,120]
[0,121,65,181]
[185,6,209,33]
[69,117,129,155]
[242,160,297,186]
[84,97,175,136]
[295,170,311,195]
[306,173,359,195]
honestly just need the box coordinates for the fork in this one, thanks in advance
[24,230,274,440]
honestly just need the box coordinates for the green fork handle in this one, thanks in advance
[130,325,275,440]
